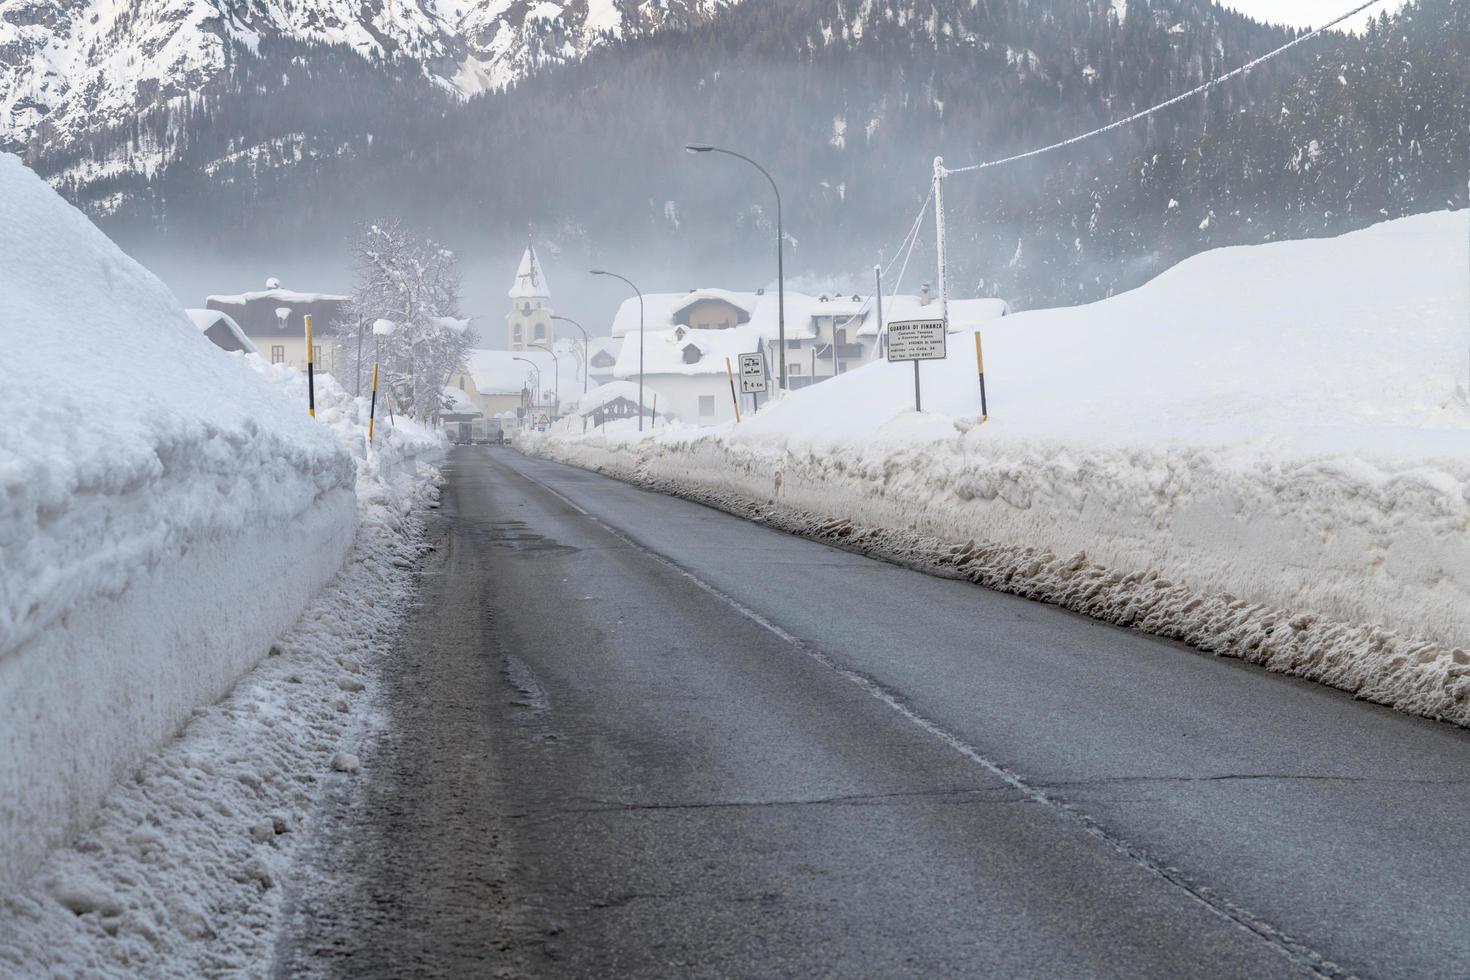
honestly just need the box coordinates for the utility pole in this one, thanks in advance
[874,264,884,359]
[934,156,950,333]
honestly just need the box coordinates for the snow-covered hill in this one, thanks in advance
[0,0,734,150]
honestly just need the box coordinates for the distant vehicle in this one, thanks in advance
[471,418,505,445]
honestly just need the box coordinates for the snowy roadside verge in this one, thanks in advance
[524,432,1470,727]
[0,364,441,977]
[521,212,1470,729]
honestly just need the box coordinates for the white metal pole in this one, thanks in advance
[933,156,950,332]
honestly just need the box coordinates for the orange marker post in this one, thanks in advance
[724,357,742,424]
[974,331,989,422]
[305,314,316,418]
[368,362,379,443]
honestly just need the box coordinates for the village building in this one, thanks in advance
[204,279,350,374]
[565,380,662,430]
[185,309,256,355]
[453,348,562,420]
[606,285,1009,418]
[436,385,484,444]
[585,336,624,387]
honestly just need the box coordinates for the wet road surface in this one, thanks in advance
[274,446,1470,979]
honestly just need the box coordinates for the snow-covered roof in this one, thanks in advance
[429,316,471,334]
[587,335,623,366]
[612,289,768,338]
[204,286,350,339]
[464,348,561,396]
[613,325,767,379]
[508,244,550,300]
[568,380,664,415]
[205,287,349,306]
[185,308,257,354]
[860,296,1011,337]
[439,385,482,418]
[609,288,1007,343]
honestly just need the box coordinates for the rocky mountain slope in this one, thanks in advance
[0,0,734,151]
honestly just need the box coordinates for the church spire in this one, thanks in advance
[509,240,550,301]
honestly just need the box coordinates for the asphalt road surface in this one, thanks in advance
[275,445,1470,979]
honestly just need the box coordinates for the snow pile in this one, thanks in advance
[528,211,1470,725]
[0,150,429,892]
[0,349,440,976]
[0,405,438,977]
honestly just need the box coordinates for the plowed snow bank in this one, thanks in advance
[528,211,1470,725]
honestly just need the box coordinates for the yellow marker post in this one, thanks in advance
[974,331,989,422]
[368,362,379,443]
[651,393,657,426]
[724,357,742,424]
[305,314,316,418]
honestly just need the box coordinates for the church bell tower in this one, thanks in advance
[507,242,551,351]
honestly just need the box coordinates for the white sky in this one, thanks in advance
[1219,0,1407,31]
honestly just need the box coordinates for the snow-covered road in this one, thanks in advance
[276,446,1470,978]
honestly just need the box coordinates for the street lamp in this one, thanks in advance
[590,269,646,431]
[685,142,787,391]
[528,342,560,418]
[512,355,541,421]
[551,314,591,394]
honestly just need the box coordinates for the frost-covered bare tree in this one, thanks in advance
[348,222,476,421]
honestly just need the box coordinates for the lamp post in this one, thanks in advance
[512,356,541,423]
[551,314,591,394]
[528,342,560,418]
[685,143,787,392]
[590,269,645,431]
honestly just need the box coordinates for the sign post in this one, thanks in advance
[886,318,947,412]
[738,351,767,413]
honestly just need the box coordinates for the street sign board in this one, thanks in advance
[886,319,948,362]
[738,352,768,393]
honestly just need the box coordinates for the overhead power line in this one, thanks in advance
[942,0,1392,177]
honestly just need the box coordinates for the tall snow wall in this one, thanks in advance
[0,155,357,889]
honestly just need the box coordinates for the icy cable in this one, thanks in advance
[830,188,934,352]
[941,0,1392,177]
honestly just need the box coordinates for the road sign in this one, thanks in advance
[738,352,768,394]
[886,319,947,362]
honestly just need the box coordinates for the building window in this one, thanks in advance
[698,395,715,417]
[271,345,285,364]
[534,324,546,340]
[787,339,802,349]
[789,363,803,375]
[312,345,322,364]
[836,328,847,344]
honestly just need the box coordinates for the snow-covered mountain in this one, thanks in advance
[0,0,735,149]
